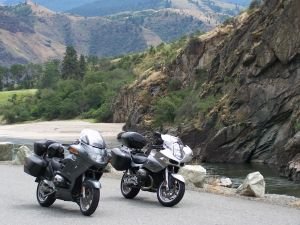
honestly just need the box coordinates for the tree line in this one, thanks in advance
[0,46,135,123]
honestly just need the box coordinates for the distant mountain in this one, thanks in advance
[0,0,251,66]
[2,0,251,14]
[69,0,169,17]
[218,0,250,6]
[69,0,249,17]
[2,0,96,11]
[0,2,210,66]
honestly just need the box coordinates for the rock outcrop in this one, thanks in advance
[0,142,14,161]
[237,171,265,198]
[12,145,32,165]
[179,165,207,188]
[279,132,300,181]
[113,0,300,181]
[204,176,233,188]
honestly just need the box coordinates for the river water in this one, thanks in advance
[203,163,300,198]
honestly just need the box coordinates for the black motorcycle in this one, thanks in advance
[24,129,109,216]
[110,132,193,207]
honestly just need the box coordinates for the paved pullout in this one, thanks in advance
[0,120,124,146]
[0,165,299,225]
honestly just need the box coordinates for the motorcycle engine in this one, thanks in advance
[53,174,68,188]
[136,168,148,178]
[136,169,152,187]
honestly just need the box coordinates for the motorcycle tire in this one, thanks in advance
[157,179,185,207]
[36,180,56,207]
[79,182,100,216]
[120,173,140,199]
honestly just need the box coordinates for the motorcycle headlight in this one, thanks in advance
[91,154,104,163]
[88,148,106,163]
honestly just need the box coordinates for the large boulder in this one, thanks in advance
[237,171,265,198]
[279,132,300,181]
[13,145,32,165]
[204,176,233,188]
[219,177,233,188]
[104,163,113,173]
[286,154,300,181]
[0,142,14,161]
[179,165,206,188]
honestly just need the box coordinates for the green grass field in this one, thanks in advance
[0,89,37,107]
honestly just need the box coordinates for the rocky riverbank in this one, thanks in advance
[103,163,300,209]
[0,120,299,210]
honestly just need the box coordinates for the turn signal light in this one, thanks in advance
[69,147,79,155]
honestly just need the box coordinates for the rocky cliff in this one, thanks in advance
[113,0,300,181]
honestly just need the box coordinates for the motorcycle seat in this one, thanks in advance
[132,153,147,164]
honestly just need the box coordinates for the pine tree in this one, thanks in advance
[39,60,60,89]
[0,66,4,90]
[61,46,78,80]
[10,64,25,88]
[78,55,87,79]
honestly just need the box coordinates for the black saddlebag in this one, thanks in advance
[120,132,147,149]
[34,140,56,156]
[110,148,131,171]
[24,154,47,177]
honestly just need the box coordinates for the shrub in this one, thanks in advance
[154,93,184,125]
[94,103,113,122]
[58,99,78,119]
[175,93,219,123]
[195,95,219,112]
[2,95,34,123]
[294,118,300,132]
[168,79,182,91]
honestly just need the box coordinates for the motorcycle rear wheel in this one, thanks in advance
[79,182,100,216]
[157,178,185,207]
[120,173,140,199]
[36,180,56,207]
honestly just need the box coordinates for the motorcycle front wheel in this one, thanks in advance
[79,182,100,216]
[120,173,140,199]
[36,180,56,207]
[157,178,185,207]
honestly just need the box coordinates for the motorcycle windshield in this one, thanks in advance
[79,129,106,149]
[161,134,184,150]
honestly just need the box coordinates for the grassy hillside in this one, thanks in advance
[108,10,206,42]
[69,0,169,17]
[69,0,247,17]
[0,89,36,106]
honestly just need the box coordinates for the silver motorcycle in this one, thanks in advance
[24,129,109,216]
[110,132,193,207]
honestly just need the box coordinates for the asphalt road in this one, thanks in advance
[0,165,299,225]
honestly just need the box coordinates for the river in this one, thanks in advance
[203,163,300,198]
